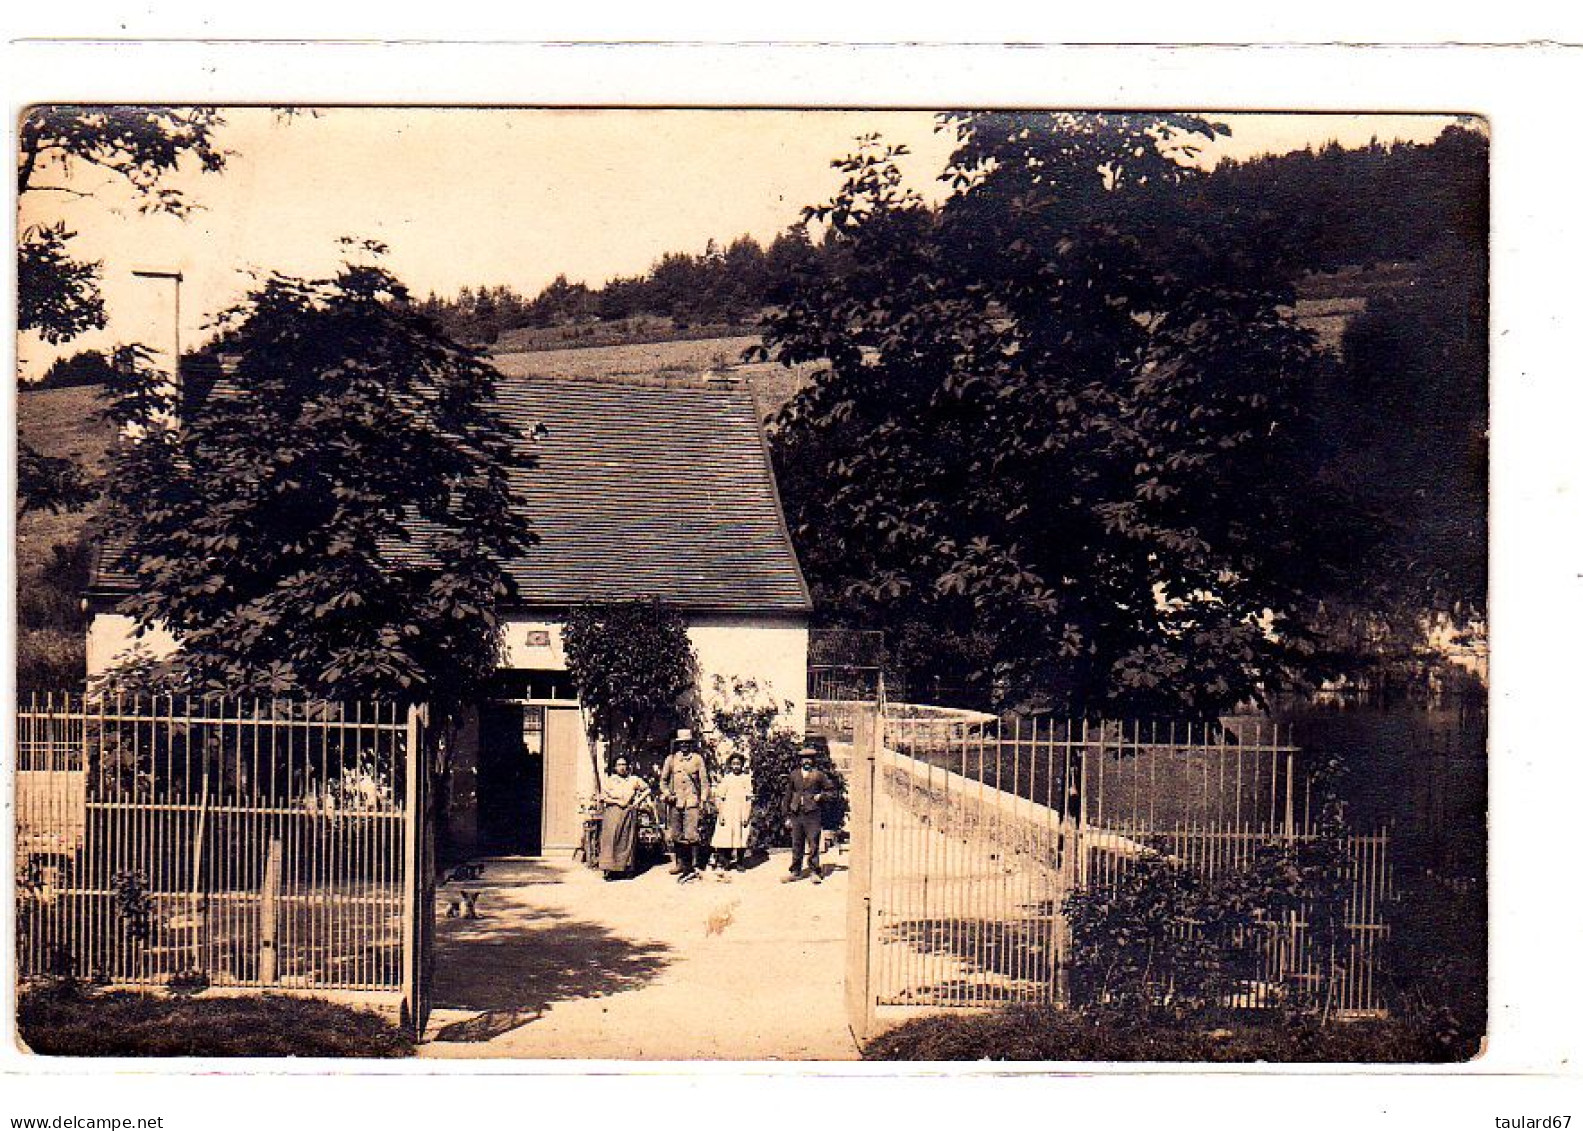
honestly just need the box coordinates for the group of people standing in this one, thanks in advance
[594,729,835,886]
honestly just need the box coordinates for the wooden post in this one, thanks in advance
[189,768,210,972]
[1054,813,1080,1009]
[1283,747,1296,841]
[259,837,282,984]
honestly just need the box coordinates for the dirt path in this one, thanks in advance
[419,854,858,1061]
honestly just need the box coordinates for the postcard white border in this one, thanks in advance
[4,31,1580,1128]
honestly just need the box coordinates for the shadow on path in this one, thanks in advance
[431,901,672,1044]
[441,857,566,890]
[883,913,1057,980]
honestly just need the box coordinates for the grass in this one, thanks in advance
[487,333,820,416]
[17,383,115,690]
[16,383,114,570]
[17,984,414,1057]
[862,1005,1482,1063]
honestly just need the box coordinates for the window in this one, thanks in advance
[521,706,545,756]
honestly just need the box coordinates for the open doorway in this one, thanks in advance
[476,702,545,857]
[475,699,588,857]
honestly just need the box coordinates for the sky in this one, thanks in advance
[15,108,1473,379]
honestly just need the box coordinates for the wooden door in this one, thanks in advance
[540,708,584,853]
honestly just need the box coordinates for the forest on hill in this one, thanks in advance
[410,125,1485,349]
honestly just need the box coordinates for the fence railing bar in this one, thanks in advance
[17,696,414,993]
[21,710,407,734]
[82,800,405,819]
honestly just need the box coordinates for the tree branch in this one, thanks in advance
[22,183,95,200]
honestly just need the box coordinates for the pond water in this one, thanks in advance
[1273,695,1487,878]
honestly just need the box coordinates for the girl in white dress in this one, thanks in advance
[709,753,754,872]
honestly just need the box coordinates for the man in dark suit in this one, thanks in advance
[781,745,834,884]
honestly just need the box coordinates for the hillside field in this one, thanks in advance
[489,333,820,416]
[16,383,114,688]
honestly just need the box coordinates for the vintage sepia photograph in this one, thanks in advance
[13,105,1488,1063]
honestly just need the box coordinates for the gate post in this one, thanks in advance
[399,704,432,1037]
[844,704,880,1045]
[1054,815,1080,1008]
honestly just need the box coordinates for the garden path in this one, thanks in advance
[419,852,858,1060]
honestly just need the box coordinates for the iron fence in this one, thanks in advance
[15,693,425,996]
[808,627,891,706]
[846,709,1391,1031]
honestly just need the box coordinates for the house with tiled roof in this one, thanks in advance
[84,376,812,858]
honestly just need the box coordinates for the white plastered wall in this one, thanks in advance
[499,617,572,670]
[85,613,179,678]
[493,612,807,839]
[499,611,810,738]
[687,614,810,736]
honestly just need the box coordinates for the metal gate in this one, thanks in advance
[845,708,1391,1039]
[15,694,434,1033]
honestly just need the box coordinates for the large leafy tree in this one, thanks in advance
[105,247,533,719]
[1306,237,1488,688]
[1189,127,1489,692]
[1194,126,1489,623]
[766,113,1364,717]
[1340,254,1487,619]
[17,105,229,514]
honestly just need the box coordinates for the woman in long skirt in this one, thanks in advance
[598,757,650,879]
[710,753,754,872]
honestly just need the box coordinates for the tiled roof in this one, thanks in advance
[90,378,812,616]
[496,379,809,612]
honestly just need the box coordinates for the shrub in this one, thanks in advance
[166,969,212,997]
[1384,871,1486,1060]
[18,540,92,633]
[862,1005,1475,1062]
[16,628,87,692]
[562,599,698,769]
[708,676,847,848]
[1063,801,1356,1019]
[112,869,153,944]
[17,986,414,1057]
[1063,854,1229,1015]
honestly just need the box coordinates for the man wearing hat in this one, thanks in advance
[659,729,710,883]
[781,744,834,884]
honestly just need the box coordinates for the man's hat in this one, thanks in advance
[674,729,694,743]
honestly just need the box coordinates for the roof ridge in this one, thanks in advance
[495,374,757,401]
